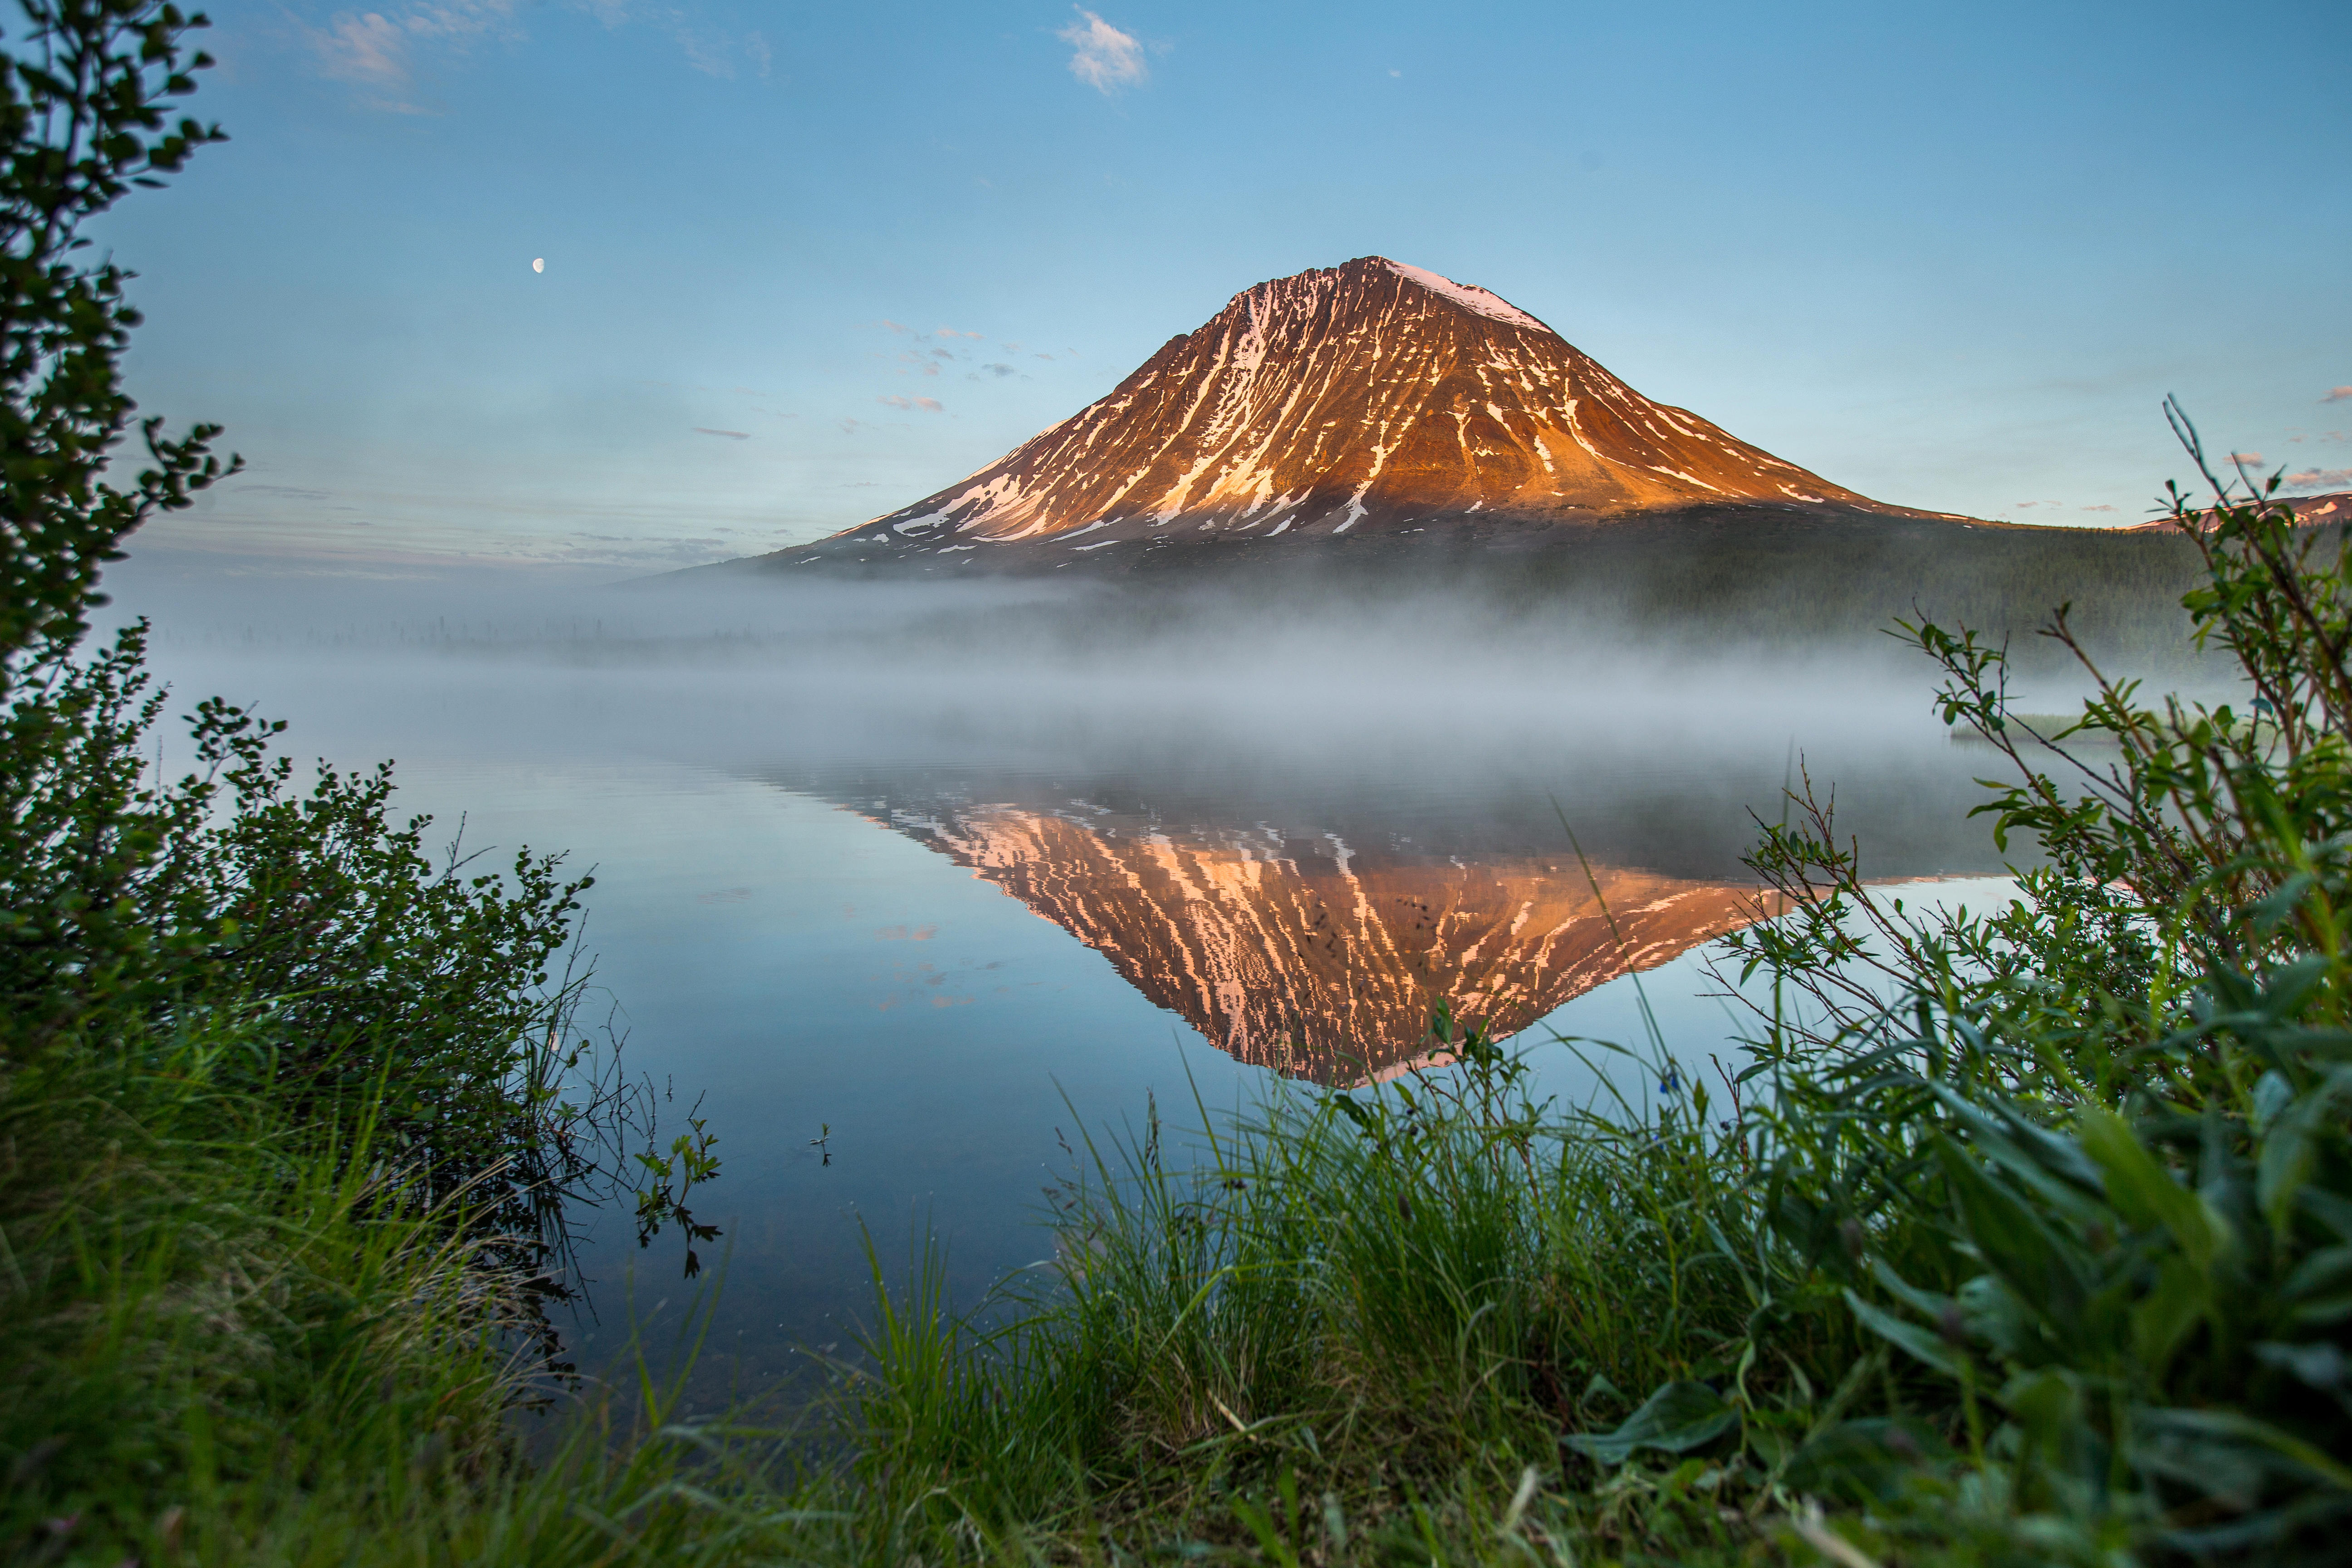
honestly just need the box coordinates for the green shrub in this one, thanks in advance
[0,5,723,1555]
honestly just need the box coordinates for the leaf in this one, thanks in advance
[2258,1098,2326,1242]
[1780,1416,1953,1502]
[1933,1138,2092,1331]
[1561,1380,1738,1466]
[1841,1289,1965,1379]
[1867,1258,1954,1321]
[2251,1069,2294,1134]
[2257,955,2334,1021]
[2130,1253,2208,1376]
[2298,1188,2352,1243]
[2281,1243,2352,1307]
[2078,1107,2226,1275]
[2135,1405,2352,1493]
[2252,1340,2347,1392]
[2247,872,2316,935]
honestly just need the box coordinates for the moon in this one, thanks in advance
[531,257,544,274]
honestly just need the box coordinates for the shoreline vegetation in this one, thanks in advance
[9,8,2352,1563]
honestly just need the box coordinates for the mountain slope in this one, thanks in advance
[763,256,1959,572]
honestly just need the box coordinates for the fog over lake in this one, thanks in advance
[100,553,2042,1410]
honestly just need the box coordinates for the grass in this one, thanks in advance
[836,1038,1803,1561]
[0,989,1858,1564]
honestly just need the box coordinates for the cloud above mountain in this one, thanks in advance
[1059,8,1145,94]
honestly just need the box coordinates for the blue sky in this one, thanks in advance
[98,0,2351,576]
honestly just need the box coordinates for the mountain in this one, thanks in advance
[2124,490,2352,533]
[760,256,1964,573]
[839,796,1767,1084]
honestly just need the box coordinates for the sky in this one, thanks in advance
[92,0,2352,578]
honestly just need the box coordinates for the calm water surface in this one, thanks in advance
[127,594,2024,1411]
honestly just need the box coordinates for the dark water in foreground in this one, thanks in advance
[119,578,2032,1413]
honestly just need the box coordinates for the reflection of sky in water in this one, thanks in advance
[330,746,2011,1416]
[114,581,2031,1416]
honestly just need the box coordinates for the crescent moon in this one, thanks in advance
[531,257,544,273]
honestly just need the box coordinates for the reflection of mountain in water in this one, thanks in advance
[862,799,1768,1083]
[779,716,2009,1085]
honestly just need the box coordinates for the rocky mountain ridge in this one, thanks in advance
[754,256,1969,574]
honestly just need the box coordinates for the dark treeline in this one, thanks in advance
[711,505,2218,677]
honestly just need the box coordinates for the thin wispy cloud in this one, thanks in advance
[936,327,984,339]
[312,0,768,105]
[575,0,769,80]
[693,427,750,440]
[1058,8,1146,94]
[2322,387,2352,403]
[309,0,521,99]
[877,395,943,412]
[2287,467,2352,489]
[2229,451,2266,467]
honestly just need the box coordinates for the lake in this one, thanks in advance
[112,564,2032,1414]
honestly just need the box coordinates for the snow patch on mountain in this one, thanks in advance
[1384,260,1548,333]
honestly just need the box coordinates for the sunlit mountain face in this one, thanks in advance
[766,255,1964,575]
[872,802,1770,1083]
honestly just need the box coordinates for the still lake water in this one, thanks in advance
[119,571,2029,1411]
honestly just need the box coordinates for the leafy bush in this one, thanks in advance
[1678,410,2352,1562]
[0,3,718,1553]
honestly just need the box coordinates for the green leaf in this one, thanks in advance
[2130,1253,2209,1376]
[2251,1069,2294,1134]
[1933,1137,2091,1331]
[2079,1107,2226,1274]
[2247,872,2316,935]
[1868,1257,1954,1321]
[2135,1405,2352,1493]
[2252,1340,2347,1393]
[1841,1289,1965,1379]
[1561,1380,1738,1466]
[2281,1243,2352,1306]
